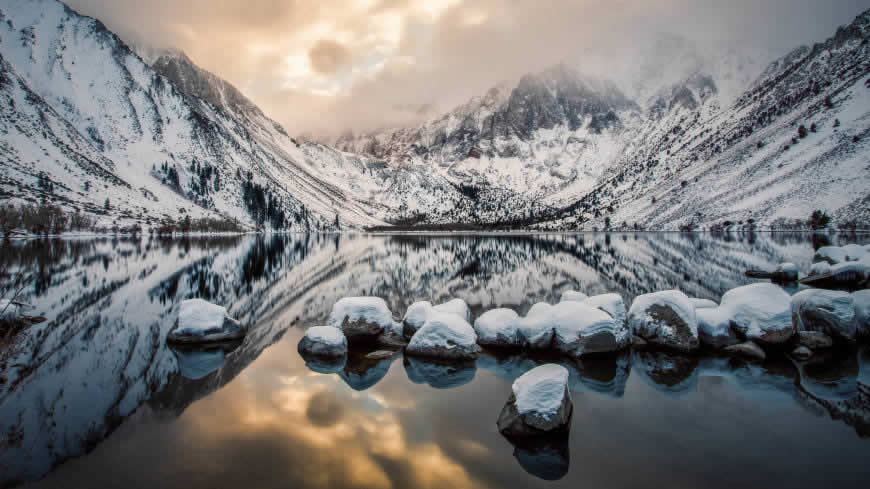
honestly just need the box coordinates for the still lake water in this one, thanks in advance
[1,232,869,488]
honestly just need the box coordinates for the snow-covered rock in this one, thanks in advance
[791,289,856,343]
[853,290,870,339]
[514,301,630,356]
[497,364,573,437]
[167,299,245,344]
[515,303,556,348]
[690,298,718,310]
[724,341,766,361]
[297,326,348,357]
[402,301,434,340]
[745,262,799,282]
[720,283,794,345]
[581,293,627,325]
[801,261,870,290]
[474,308,521,347]
[433,298,472,322]
[402,299,471,339]
[327,297,394,342]
[406,311,481,360]
[810,261,832,276]
[560,290,588,303]
[696,307,739,348]
[628,290,699,352]
[815,245,869,265]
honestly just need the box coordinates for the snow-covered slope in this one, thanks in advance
[0,0,476,230]
[541,9,870,230]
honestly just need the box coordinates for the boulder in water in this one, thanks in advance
[628,290,699,352]
[298,326,348,357]
[474,308,521,347]
[168,299,245,344]
[497,364,573,437]
[327,297,394,342]
[791,289,856,343]
[406,311,481,360]
[720,283,794,345]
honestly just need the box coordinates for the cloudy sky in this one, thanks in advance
[65,0,870,136]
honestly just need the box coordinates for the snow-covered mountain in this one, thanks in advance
[1,0,868,230]
[540,9,870,230]
[329,14,870,230]
[0,0,495,230]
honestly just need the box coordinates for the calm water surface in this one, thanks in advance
[1,232,869,488]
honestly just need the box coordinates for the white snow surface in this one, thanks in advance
[406,311,478,353]
[690,298,719,310]
[403,301,434,330]
[512,364,570,416]
[433,298,472,322]
[719,283,793,343]
[560,290,589,302]
[581,293,627,325]
[304,326,347,346]
[327,297,394,330]
[696,307,736,347]
[175,299,230,335]
[474,308,521,345]
[514,301,628,354]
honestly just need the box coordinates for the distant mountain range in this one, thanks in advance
[1,0,868,230]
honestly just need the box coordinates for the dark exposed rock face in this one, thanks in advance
[724,341,767,362]
[497,390,574,437]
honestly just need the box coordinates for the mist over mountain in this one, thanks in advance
[0,0,868,231]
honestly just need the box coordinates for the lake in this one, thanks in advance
[1,232,869,488]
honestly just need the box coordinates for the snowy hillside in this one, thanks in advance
[0,0,483,230]
[1,0,868,230]
[329,14,870,230]
[540,9,870,231]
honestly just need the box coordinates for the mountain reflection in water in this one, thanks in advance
[1,232,869,489]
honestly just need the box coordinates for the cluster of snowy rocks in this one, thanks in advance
[802,244,870,290]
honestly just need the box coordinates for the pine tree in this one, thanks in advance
[104,198,110,211]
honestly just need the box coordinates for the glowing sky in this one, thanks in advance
[63,0,870,135]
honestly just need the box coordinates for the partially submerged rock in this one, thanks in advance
[696,307,739,348]
[814,245,869,265]
[791,289,856,343]
[720,283,794,345]
[800,262,870,290]
[745,262,799,282]
[474,308,521,347]
[402,298,472,339]
[559,290,588,303]
[628,290,699,352]
[327,297,394,342]
[402,301,433,340]
[497,364,573,437]
[724,341,767,362]
[433,298,472,322]
[168,299,245,344]
[406,311,481,360]
[514,301,630,356]
[297,326,348,358]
